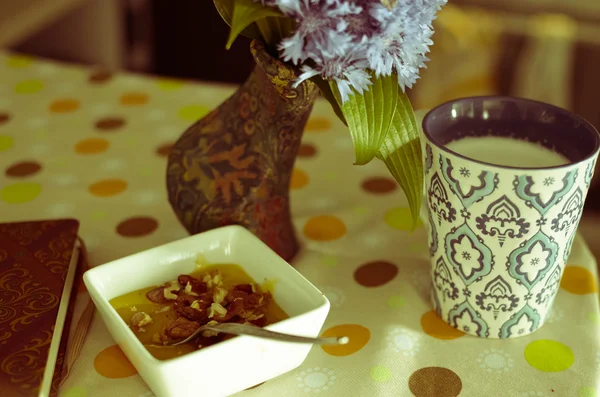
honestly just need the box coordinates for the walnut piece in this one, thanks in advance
[146,287,168,303]
[213,286,228,304]
[131,312,153,328]
[166,317,200,339]
[130,306,138,312]
[212,272,223,286]
[184,282,199,296]
[163,281,181,300]
[245,313,264,321]
[202,320,220,337]
[190,300,202,310]
[154,306,170,314]
[208,302,227,319]
[202,271,223,288]
[178,275,207,294]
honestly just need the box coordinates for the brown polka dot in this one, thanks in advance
[362,177,397,194]
[120,92,149,106]
[0,112,10,125]
[245,382,265,390]
[156,143,173,157]
[408,367,462,397]
[298,143,317,158]
[89,70,113,83]
[116,216,158,237]
[95,117,126,131]
[354,261,398,287]
[5,161,42,177]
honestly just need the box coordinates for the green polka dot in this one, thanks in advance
[320,255,338,267]
[34,130,50,140]
[6,56,33,68]
[156,78,184,91]
[370,365,391,382]
[62,386,88,397]
[524,340,574,372]
[0,135,14,151]
[51,157,70,168]
[1,183,42,204]
[352,206,369,215]
[138,166,154,177]
[324,172,337,181]
[125,137,139,147]
[178,105,209,121]
[587,312,600,325]
[387,295,405,308]
[15,80,44,94]
[408,243,428,253]
[91,210,108,221]
[578,386,596,397]
[384,207,422,230]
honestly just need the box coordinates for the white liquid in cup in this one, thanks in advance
[445,136,570,168]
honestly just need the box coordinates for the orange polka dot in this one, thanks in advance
[290,168,309,189]
[305,117,332,132]
[120,92,149,106]
[560,266,597,294]
[49,99,80,113]
[75,138,109,154]
[303,215,347,241]
[421,310,465,340]
[89,179,128,197]
[94,345,137,378]
[321,324,370,356]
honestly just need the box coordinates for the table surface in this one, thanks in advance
[0,52,599,397]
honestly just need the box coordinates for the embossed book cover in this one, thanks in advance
[0,219,81,397]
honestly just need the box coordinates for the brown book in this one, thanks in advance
[0,219,82,397]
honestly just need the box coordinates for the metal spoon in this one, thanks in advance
[163,322,349,346]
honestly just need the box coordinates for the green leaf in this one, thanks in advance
[310,76,347,126]
[333,74,399,165]
[213,0,262,41]
[226,0,282,49]
[376,91,423,230]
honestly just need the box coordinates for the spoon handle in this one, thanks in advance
[173,323,347,346]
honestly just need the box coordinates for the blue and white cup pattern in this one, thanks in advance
[424,139,597,338]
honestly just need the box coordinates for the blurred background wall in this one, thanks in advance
[2,0,600,256]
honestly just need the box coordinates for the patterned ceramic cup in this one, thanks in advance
[422,96,600,339]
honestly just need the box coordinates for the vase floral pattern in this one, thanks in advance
[424,143,597,338]
[166,40,319,262]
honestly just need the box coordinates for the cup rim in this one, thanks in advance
[422,95,600,171]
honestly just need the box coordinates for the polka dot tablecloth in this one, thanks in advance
[0,53,599,397]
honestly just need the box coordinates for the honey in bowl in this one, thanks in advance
[109,264,289,360]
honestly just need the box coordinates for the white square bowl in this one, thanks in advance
[83,225,330,397]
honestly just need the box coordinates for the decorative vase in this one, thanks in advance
[166,40,319,262]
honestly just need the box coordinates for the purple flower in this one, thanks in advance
[263,0,446,101]
[295,49,372,102]
[366,0,445,90]
[277,0,361,64]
